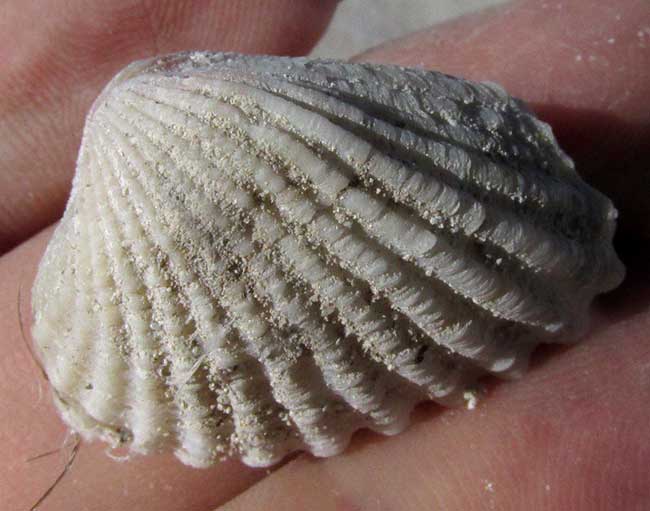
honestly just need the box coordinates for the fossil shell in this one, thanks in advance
[32,52,624,468]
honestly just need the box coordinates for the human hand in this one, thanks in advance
[1,1,649,510]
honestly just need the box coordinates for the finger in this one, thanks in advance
[357,0,650,243]
[0,0,338,254]
[0,228,269,511]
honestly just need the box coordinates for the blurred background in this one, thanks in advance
[311,0,509,58]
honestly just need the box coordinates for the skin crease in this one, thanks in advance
[0,1,648,510]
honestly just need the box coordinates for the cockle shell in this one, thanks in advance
[32,52,625,468]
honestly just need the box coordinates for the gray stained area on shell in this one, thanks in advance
[31,52,624,468]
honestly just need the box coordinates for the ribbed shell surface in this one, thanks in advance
[31,52,624,468]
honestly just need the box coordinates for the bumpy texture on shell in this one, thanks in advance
[32,52,624,468]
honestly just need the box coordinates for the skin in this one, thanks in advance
[1,1,648,510]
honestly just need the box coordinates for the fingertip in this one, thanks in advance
[145,0,339,56]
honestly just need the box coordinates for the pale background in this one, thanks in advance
[311,0,510,58]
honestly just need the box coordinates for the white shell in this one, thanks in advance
[32,52,624,467]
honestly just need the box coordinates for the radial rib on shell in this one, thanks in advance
[31,52,625,467]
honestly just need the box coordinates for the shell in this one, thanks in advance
[32,52,624,468]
